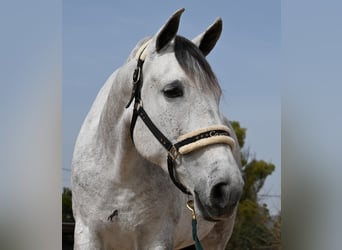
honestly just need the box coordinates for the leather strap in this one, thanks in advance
[137,107,173,151]
[167,156,191,194]
[175,129,231,150]
[135,105,191,195]
[125,49,190,194]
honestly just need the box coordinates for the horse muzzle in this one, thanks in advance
[194,178,243,221]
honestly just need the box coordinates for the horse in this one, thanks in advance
[71,8,243,250]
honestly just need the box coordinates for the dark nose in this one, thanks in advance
[209,181,242,216]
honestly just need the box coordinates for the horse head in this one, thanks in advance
[126,8,243,221]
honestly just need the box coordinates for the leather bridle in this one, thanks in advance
[125,41,235,195]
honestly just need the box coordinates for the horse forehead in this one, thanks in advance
[147,53,186,79]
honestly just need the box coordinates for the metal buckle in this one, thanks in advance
[209,130,218,137]
[168,145,180,161]
[186,200,196,219]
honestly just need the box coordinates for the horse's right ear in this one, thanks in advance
[155,8,185,52]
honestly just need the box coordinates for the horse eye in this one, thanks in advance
[163,83,184,98]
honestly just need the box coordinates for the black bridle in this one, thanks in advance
[125,43,234,195]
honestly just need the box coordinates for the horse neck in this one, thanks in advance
[95,62,144,176]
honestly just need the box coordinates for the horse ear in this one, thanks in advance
[192,18,223,56]
[155,8,185,52]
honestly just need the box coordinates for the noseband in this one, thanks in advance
[126,40,235,195]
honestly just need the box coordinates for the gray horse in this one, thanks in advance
[72,8,243,250]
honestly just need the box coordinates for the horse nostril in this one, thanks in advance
[210,182,229,206]
[210,182,242,210]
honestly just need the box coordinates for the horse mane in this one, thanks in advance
[174,35,221,98]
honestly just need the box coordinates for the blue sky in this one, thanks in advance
[63,1,280,214]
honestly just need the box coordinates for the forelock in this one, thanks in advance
[174,36,221,98]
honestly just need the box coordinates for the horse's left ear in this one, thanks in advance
[155,8,185,52]
[192,18,223,56]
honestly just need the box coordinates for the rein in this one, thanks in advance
[125,41,235,249]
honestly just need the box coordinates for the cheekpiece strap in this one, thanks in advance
[126,39,151,109]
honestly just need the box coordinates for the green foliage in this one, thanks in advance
[226,121,280,250]
[62,187,74,222]
[242,159,275,201]
[230,121,247,149]
[230,121,248,166]
[228,201,279,250]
